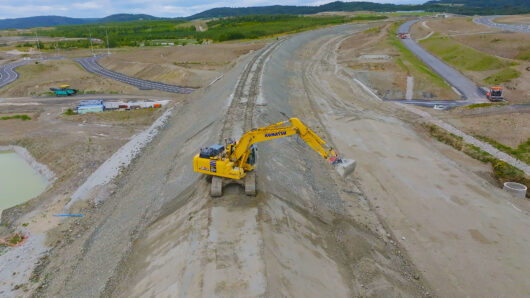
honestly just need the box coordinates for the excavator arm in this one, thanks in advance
[230,118,336,168]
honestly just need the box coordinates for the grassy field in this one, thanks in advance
[29,14,386,49]
[388,22,451,89]
[419,33,521,84]
[420,33,508,71]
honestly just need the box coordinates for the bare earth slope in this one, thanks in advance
[38,24,427,297]
[35,23,530,298]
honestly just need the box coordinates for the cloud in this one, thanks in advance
[0,0,428,19]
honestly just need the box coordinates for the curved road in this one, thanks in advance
[0,56,65,89]
[399,20,486,103]
[474,16,530,33]
[75,55,195,94]
[0,60,32,89]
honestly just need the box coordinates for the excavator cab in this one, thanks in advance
[247,145,257,166]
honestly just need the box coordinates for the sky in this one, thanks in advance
[0,0,428,19]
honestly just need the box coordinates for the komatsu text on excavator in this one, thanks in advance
[193,118,356,197]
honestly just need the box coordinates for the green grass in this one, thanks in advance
[516,49,530,61]
[388,22,451,89]
[465,102,507,109]
[63,109,75,116]
[475,135,530,165]
[1,114,31,121]
[419,33,507,71]
[484,67,521,85]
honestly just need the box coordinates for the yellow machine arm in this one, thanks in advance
[228,118,336,168]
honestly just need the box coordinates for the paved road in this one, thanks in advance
[75,55,195,94]
[474,16,530,33]
[399,20,486,103]
[0,60,31,89]
[0,56,65,89]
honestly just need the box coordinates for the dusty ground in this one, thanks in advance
[339,22,459,100]
[98,43,265,88]
[284,25,530,297]
[26,25,431,298]
[495,14,530,25]
[2,21,529,298]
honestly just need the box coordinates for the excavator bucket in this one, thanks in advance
[334,158,356,177]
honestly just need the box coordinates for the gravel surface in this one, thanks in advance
[474,16,530,33]
[66,107,174,209]
[399,20,486,102]
[75,55,195,94]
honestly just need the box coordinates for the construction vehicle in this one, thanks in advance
[50,85,78,96]
[193,118,356,197]
[485,86,504,101]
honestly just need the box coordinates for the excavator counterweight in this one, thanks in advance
[193,118,356,197]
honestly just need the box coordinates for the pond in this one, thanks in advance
[0,151,48,210]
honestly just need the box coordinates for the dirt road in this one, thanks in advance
[271,22,530,297]
[35,22,530,297]
[37,24,426,297]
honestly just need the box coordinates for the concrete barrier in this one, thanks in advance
[503,182,527,198]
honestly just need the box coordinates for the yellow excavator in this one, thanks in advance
[193,118,356,196]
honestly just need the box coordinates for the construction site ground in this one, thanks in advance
[1,20,529,298]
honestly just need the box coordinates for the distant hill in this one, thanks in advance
[0,16,89,30]
[187,0,530,19]
[0,14,160,30]
[1,1,529,30]
[98,14,161,23]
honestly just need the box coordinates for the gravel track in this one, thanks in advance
[75,55,195,94]
[220,41,283,140]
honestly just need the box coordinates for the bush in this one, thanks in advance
[64,109,75,115]
[1,114,31,121]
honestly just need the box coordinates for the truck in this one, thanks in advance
[480,86,504,102]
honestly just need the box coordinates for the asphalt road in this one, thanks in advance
[0,60,31,89]
[75,55,195,94]
[398,20,486,103]
[0,56,64,89]
[474,16,530,33]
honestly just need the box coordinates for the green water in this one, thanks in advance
[0,151,48,210]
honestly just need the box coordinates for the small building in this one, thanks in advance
[79,99,104,106]
[76,104,104,114]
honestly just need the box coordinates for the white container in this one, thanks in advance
[503,182,527,198]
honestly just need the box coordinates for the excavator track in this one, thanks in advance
[211,176,223,197]
[244,172,256,196]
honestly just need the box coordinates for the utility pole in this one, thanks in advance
[35,31,42,60]
[89,30,95,57]
[105,28,111,56]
